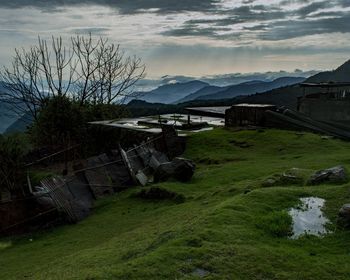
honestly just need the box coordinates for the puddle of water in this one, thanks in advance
[289,197,331,239]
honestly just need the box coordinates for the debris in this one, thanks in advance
[154,157,196,183]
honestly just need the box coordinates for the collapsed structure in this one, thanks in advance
[0,125,194,234]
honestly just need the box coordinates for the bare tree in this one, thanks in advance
[0,34,146,120]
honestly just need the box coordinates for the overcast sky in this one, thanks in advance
[0,0,349,78]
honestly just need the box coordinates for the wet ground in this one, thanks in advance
[289,197,331,239]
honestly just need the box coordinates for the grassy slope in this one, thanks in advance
[1,128,350,279]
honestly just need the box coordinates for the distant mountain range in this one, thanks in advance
[238,59,350,109]
[131,80,209,104]
[136,69,318,92]
[177,85,228,103]
[0,82,21,133]
[131,76,306,104]
[181,77,306,102]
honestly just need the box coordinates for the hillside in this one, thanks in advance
[239,60,350,109]
[176,85,227,103]
[4,112,33,134]
[132,80,209,104]
[1,128,350,279]
[306,59,350,83]
[197,77,306,101]
[0,83,19,133]
[0,103,15,133]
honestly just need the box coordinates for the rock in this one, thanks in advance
[262,168,305,187]
[261,178,277,187]
[154,157,195,183]
[280,173,304,185]
[308,166,347,185]
[338,204,350,228]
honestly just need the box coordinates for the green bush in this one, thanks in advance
[30,96,129,154]
[30,96,84,147]
[0,133,30,198]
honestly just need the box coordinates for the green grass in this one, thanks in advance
[1,128,350,279]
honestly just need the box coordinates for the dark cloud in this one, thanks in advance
[0,0,220,14]
[162,26,231,37]
[1,0,349,43]
[162,0,350,41]
[260,12,350,40]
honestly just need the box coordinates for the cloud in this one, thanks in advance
[70,27,110,35]
[0,0,349,77]
[261,12,350,40]
[161,0,350,42]
[0,0,220,14]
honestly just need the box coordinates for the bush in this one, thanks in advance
[30,96,129,154]
[0,133,30,199]
[30,96,84,147]
[83,103,129,122]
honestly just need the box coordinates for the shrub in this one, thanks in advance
[30,96,130,155]
[30,96,84,147]
[0,133,30,198]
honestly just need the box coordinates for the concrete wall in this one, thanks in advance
[299,98,350,123]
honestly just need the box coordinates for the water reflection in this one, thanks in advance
[289,197,331,239]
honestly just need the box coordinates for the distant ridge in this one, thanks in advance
[194,76,306,101]
[237,59,350,109]
[305,60,350,83]
[176,85,227,103]
[131,80,209,104]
